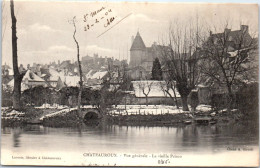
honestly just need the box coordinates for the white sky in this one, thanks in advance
[1,1,258,67]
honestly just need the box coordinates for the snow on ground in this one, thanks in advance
[39,108,77,120]
[5,110,25,117]
[1,109,25,119]
[108,104,213,116]
[35,104,69,110]
[1,107,10,111]
[82,105,96,108]
[217,108,239,113]
[35,104,95,110]
[196,104,212,112]
[39,105,96,120]
[109,105,184,115]
[2,116,24,120]
[2,104,213,120]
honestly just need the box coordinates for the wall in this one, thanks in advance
[130,50,146,67]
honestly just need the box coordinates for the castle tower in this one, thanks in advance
[129,31,146,67]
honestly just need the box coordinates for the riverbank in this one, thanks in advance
[109,109,245,126]
[1,107,60,127]
[1,104,256,128]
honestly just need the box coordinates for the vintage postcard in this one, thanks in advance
[1,1,259,167]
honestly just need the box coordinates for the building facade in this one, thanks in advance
[130,32,169,70]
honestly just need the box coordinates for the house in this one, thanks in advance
[2,64,13,85]
[7,70,47,91]
[129,31,171,79]
[194,25,258,103]
[130,80,180,105]
[209,25,252,50]
[39,68,64,87]
[86,71,109,86]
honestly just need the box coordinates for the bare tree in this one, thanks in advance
[71,16,83,118]
[136,80,153,106]
[160,79,179,108]
[160,19,203,111]
[10,0,23,110]
[105,60,129,108]
[200,24,258,110]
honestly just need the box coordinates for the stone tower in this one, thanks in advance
[129,31,146,67]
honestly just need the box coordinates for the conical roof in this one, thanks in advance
[130,32,146,51]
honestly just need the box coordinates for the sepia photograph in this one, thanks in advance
[1,1,259,166]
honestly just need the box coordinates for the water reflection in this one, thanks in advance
[181,125,199,148]
[1,123,258,153]
[12,128,22,147]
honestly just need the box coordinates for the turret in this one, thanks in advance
[129,31,147,67]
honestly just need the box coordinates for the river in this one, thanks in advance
[1,123,259,166]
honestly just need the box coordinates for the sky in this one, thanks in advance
[1,1,258,67]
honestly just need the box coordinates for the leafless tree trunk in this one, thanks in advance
[160,19,203,111]
[10,0,22,110]
[137,81,153,106]
[160,80,179,108]
[105,61,130,108]
[72,16,83,119]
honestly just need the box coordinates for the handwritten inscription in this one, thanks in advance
[83,7,116,31]
[158,159,170,165]
[104,17,115,27]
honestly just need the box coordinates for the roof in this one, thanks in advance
[2,65,11,70]
[209,27,252,50]
[130,32,146,51]
[59,60,72,69]
[85,70,96,79]
[89,71,108,79]
[23,70,45,82]
[7,70,46,91]
[82,55,93,61]
[2,75,13,85]
[132,80,180,98]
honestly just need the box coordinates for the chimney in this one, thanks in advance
[224,28,231,36]
[240,25,249,33]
